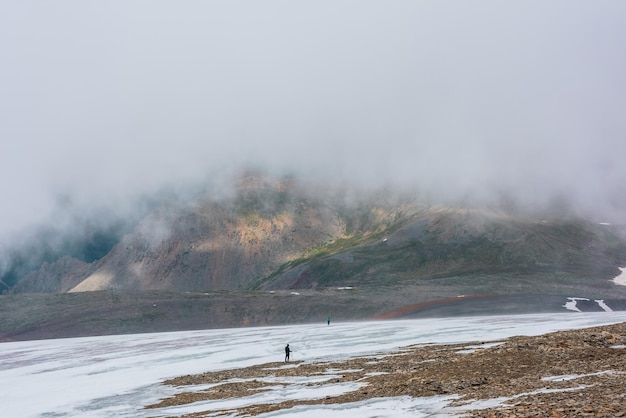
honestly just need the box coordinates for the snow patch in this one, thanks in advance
[448,385,591,414]
[151,381,367,417]
[612,267,626,286]
[456,342,504,354]
[595,300,613,312]
[542,370,619,381]
[255,395,460,418]
[563,297,589,312]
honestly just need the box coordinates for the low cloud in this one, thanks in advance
[1,0,625,250]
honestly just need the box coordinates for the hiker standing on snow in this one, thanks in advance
[285,344,291,362]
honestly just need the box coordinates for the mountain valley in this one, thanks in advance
[2,176,626,341]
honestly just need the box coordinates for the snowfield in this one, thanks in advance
[1,312,625,417]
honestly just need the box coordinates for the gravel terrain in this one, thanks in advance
[3,289,625,342]
[148,322,626,417]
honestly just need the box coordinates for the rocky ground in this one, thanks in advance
[4,288,626,342]
[147,322,626,417]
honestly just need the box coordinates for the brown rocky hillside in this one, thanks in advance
[9,179,626,298]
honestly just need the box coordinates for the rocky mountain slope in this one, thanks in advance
[8,177,626,297]
[260,208,626,293]
[3,176,626,341]
[9,178,411,293]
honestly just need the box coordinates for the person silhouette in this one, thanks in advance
[285,344,291,362]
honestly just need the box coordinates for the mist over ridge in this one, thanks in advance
[2,1,626,283]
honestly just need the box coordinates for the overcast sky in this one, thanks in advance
[1,1,626,244]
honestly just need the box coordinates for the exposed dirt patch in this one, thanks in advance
[147,322,626,417]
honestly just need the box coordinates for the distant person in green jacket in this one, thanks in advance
[327,316,331,325]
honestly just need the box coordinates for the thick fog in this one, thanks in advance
[2,0,626,247]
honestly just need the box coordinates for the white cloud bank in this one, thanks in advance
[1,1,626,244]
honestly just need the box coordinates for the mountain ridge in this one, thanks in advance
[7,180,626,295]
[3,178,626,341]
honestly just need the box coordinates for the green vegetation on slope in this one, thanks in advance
[258,211,626,292]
